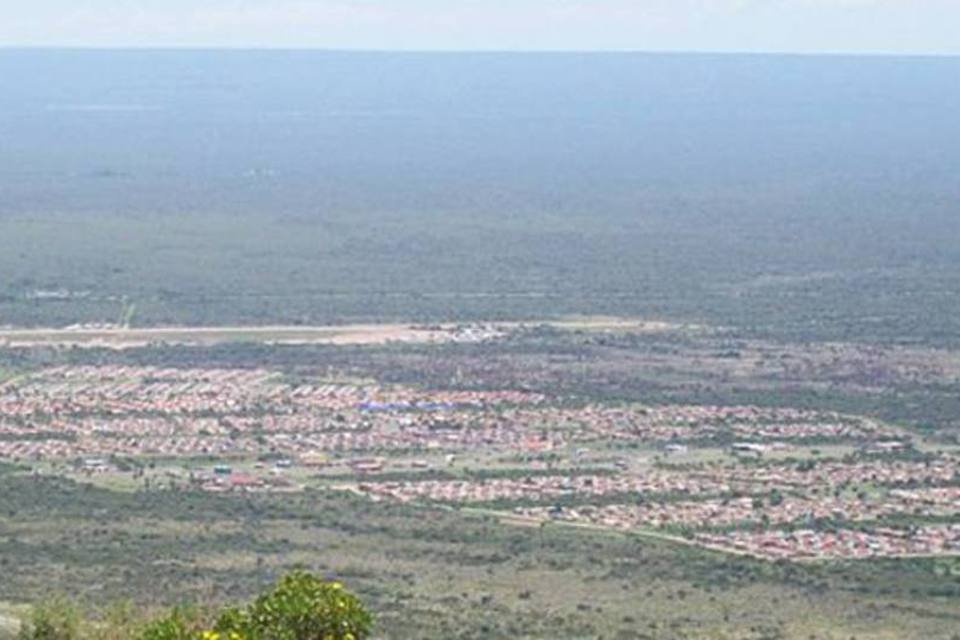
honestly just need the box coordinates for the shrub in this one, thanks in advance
[135,571,371,640]
[214,571,372,640]
[138,607,209,640]
[17,571,371,640]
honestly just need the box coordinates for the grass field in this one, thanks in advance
[2,469,959,639]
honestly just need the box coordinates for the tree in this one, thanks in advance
[138,571,371,640]
[138,607,207,640]
[214,571,372,640]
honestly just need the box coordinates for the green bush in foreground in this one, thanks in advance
[19,572,372,640]
[213,572,371,640]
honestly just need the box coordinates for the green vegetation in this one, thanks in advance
[2,327,958,637]
[3,204,960,349]
[14,571,370,640]
[2,469,959,639]
[210,572,370,640]
[36,324,957,440]
[3,50,960,640]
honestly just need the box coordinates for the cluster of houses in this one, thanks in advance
[517,485,960,532]
[0,367,895,467]
[598,405,891,442]
[469,404,891,445]
[0,366,544,417]
[353,451,960,560]
[0,366,549,461]
[696,525,960,560]
[722,458,959,488]
[2,364,958,560]
[197,469,299,493]
[0,366,282,417]
[355,471,732,504]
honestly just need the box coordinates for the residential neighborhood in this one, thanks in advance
[1,364,957,562]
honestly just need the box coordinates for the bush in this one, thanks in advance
[137,571,372,640]
[18,572,371,640]
[214,571,372,640]
[138,607,209,640]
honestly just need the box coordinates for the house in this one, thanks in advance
[731,442,767,456]
[300,453,328,467]
[349,457,385,474]
[229,473,263,490]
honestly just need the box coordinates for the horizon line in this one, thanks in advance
[2,45,959,59]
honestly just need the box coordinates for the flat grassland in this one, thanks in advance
[2,469,959,640]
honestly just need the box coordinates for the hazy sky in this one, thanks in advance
[3,0,960,54]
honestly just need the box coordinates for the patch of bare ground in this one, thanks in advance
[0,317,686,349]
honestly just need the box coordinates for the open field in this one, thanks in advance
[0,323,498,349]
[3,52,960,346]
[2,468,960,640]
[0,318,683,349]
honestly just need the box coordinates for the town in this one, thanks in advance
[1,364,957,562]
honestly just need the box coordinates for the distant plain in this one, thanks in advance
[2,51,959,346]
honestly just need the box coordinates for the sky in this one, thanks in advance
[2,0,960,54]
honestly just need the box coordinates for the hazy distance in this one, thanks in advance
[1,50,958,343]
